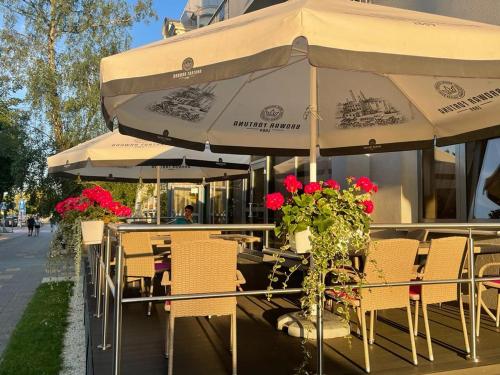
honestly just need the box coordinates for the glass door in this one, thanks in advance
[169,183,202,223]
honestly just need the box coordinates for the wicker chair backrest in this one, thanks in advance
[169,231,221,243]
[361,239,419,311]
[122,232,155,278]
[171,239,237,318]
[421,236,467,304]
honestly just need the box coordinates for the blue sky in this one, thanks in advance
[129,0,186,47]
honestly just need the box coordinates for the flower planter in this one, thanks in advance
[290,227,312,254]
[80,220,104,245]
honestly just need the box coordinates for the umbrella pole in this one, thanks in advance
[309,65,323,375]
[309,66,318,183]
[156,166,161,225]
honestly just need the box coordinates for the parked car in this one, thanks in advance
[4,216,18,227]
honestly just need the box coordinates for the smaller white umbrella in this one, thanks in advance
[48,131,250,223]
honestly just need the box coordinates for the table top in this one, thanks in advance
[210,234,261,243]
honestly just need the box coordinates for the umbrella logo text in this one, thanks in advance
[260,105,284,121]
[182,57,194,72]
[434,81,465,99]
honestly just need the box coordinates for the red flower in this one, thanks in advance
[355,176,375,193]
[361,200,374,214]
[266,192,285,211]
[82,186,113,206]
[304,182,322,195]
[372,184,378,193]
[283,174,302,193]
[324,179,340,190]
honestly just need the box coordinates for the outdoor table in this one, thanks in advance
[210,234,261,253]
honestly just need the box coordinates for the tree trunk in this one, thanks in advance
[47,0,64,151]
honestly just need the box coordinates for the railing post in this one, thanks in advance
[92,245,99,298]
[316,271,324,375]
[98,228,112,350]
[468,227,478,361]
[95,243,103,317]
[112,232,124,375]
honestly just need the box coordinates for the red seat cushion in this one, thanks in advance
[409,284,421,296]
[409,278,421,296]
[155,261,170,272]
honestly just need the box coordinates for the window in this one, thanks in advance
[473,138,500,219]
[422,145,466,220]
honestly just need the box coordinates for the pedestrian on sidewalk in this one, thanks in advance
[27,216,35,236]
[34,215,41,237]
[49,214,56,232]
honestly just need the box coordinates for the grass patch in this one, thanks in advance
[0,281,74,375]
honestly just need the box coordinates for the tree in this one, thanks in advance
[0,0,156,151]
[0,98,28,199]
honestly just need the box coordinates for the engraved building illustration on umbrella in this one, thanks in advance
[336,90,406,129]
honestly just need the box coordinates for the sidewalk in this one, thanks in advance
[0,227,53,355]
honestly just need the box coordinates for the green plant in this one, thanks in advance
[266,175,377,317]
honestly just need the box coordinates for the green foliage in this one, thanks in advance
[0,0,155,213]
[0,99,29,198]
[0,281,73,375]
[0,0,156,150]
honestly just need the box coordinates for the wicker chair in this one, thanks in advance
[122,232,169,315]
[476,262,500,336]
[326,239,419,373]
[409,236,469,361]
[168,231,246,291]
[163,240,238,375]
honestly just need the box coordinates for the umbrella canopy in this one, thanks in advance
[47,131,250,183]
[101,0,500,164]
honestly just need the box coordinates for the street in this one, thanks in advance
[0,226,52,355]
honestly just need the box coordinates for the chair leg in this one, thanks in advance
[369,310,375,344]
[360,308,370,373]
[459,293,470,354]
[147,282,154,316]
[406,304,418,366]
[231,312,237,375]
[422,304,434,361]
[356,307,362,337]
[164,313,170,358]
[168,315,175,374]
[414,300,420,337]
[476,284,483,337]
[496,291,500,328]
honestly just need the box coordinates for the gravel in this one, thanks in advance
[59,276,86,375]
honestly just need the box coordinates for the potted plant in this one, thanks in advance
[266,175,377,317]
[52,185,132,275]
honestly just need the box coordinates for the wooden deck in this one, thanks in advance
[86,258,500,375]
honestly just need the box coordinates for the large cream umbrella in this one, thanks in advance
[48,131,250,224]
[99,0,500,363]
[101,0,500,186]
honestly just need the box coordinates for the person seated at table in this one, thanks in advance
[175,205,194,224]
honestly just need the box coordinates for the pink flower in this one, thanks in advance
[304,182,322,195]
[265,192,285,211]
[355,176,375,193]
[283,174,303,193]
[324,179,340,190]
[361,200,374,214]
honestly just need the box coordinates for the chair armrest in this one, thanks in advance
[161,271,171,286]
[478,262,500,277]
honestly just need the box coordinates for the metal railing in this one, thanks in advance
[93,223,500,375]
